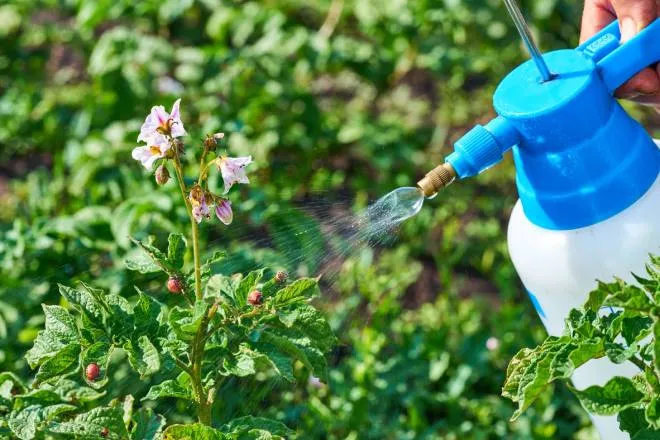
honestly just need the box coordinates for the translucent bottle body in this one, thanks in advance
[508,170,660,439]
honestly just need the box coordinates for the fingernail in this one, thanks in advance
[620,17,637,43]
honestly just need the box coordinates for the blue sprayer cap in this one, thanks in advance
[445,19,660,230]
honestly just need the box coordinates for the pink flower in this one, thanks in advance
[216,156,252,194]
[131,140,170,170]
[215,199,233,225]
[189,187,210,224]
[138,98,186,143]
[486,337,500,351]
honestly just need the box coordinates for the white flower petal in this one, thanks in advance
[142,154,160,171]
[152,105,169,125]
[132,145,149,161]
[219,156,253,194]
[170,98,181,120]
[170,121,186,138]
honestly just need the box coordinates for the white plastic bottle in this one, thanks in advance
[508,168,660,439]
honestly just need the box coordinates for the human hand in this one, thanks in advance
[581,0,660,105]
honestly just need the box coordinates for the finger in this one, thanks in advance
[580,0,616,43]
[632,64,660,106]
[627,93,660,106]
[615,68,660,98]
[611,0,658,41]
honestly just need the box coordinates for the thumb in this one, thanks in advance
[612,0,658,41]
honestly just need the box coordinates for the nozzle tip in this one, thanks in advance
[417,163,456,198]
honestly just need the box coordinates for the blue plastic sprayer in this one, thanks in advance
[417,18,660,230]
[416,8,660,440]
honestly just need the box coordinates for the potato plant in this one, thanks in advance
[503,255,660,438]
[0,100,336,439]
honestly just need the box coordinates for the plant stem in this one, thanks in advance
[171,149,210,423]
[318,0,344,39]
[191,313,211,424]
[630,355,648,372]
[172,155,203,300]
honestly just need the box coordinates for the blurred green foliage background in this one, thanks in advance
[3,0,655,438]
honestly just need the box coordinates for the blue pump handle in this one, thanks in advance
[586,18,660,93]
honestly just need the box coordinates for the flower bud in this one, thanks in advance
[167,277,184,294]
[247,290,263,306]
[155,164,170,185]
[204,132,224,151]
[215,199,233,225]
[86,363,100,381]
[207,302,219,319]
[274,271,288,283]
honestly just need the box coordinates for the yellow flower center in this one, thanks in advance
[156,119,174,135]
[150,146,161,155]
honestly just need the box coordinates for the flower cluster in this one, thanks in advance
[131,99,252,226]
[132,99,185,170]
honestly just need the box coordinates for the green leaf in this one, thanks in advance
[133,289,162,339]
[34,344,81,384]
[223,345,271,378]
[143,373,194,402]
[205,274,238,306]
[130,237,176,274]
[564,309,596,339]
[618,408,648,437]
[235,269,266,307]
[59,284,103,320]
[167,307,198,341]
[9,404,77,440]
[106,293,135,340]
[125,336,161,378]
[131,408,165,440]
[50,379,106,402]
[125,250,161,274]
[605,342,639,364]
[632,429,660,439]
[277,304,336,352]
[26,305,80,368]
[273,278,320,306]
[567,340,604,369]
[9,405,42,440]
[502,348,536,401]
[200,251,226,280]
[221,416,294,437]
[80,311,108,344]
[646,397,660,429]
[654,319,660,378]
[163,423,230,439]
[167,233,187,270]
[585,283,610,312]
[82,342,112,388]
[48,406,129,439]
[260,279,280,298]
[571,376,644,416]
[0,372,26,404]
[603,283,653,312]
[622,316,653,345]
[256,328,328,381]
[256,344,295,382]
[510,338,566,420]
[14,389,62,407]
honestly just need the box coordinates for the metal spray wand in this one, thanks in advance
[417,0,553,198]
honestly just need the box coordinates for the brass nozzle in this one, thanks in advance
[417,162,456,197]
